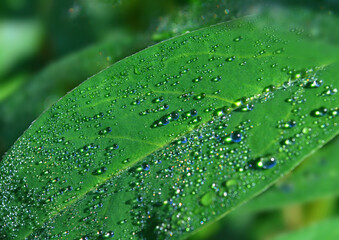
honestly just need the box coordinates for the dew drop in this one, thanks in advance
[92,167,107,175]
[103,231,114,238]
[225,179,238,191]
[211,76,222,82]
[226,56,235,62]
[200,192,215,206]
[321,86,337,96]
[233,36,242,42]
[311,107,328,117]
[306,79,323,88]
[279,120,297,129]
[171,112,180,120]
[192,76,203,83]
[255,157,277,170]
[230,131,242,143]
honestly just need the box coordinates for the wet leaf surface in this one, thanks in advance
[241,137,339,212]
[0,11,338,239]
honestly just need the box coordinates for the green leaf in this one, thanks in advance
[0,74,26,102]
[273,217,339,240]
[0,11,338,239]
[240,137,339,212]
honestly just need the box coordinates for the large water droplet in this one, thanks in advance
[311,107,328,117]
[200,192,215,206]
[255,157,277,170]
[230,131,242,143]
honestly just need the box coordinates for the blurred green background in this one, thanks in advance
[0,0,338,239]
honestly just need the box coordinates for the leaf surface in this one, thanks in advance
[240,137,339,212]
[0,12,338,239]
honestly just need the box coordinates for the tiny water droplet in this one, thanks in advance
[192,76,203,83]
[211,76,222,82]
[233,36,242,42]
[279,120,297,129]
[226,56,235,62]
[92,167,107,175]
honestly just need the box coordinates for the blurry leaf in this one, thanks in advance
[240,137,339,212]
[0,10,339,239]
[262,5,339,45]
[0,74,26,102]
[39,0,182,58]
[38,0,97,58]
[0,20,42,78]
[153,1,339,44]
[152,0,262,41]
[0,31,146,156]
[273,217,339,240]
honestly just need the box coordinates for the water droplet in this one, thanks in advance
[233,36,242,42]
[171,112,180,120]
[230,131,242,143]
[321,86,337,96]
[194,93,206,100]
[278,120,297,129]
[99,127,112,135]
[255,157,277,170]
[240,103,254,112]
[211,76,222,82]
[330,108,338,117]
[200,192,215,206]
[153,96,164,103]
[306,79,323,88]
[92,167,107,175]
[225,179,238,191]
[192,76,203,83]
[226,56,235,62]
[191,109,198,116]
[161,117,170,125]
[274,48,284,54]
[311,107,328,117]
[103,231,115,238]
